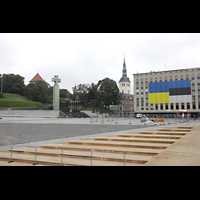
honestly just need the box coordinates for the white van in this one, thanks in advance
[136,114,142,118]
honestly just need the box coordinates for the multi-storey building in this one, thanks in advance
[133,67,200,118]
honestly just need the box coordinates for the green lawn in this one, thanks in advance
[0,93,44,108]
[2,93,29,101]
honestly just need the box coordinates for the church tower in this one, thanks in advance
[118,56,131,94]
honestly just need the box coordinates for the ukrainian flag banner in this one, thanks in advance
[149,80,191,104]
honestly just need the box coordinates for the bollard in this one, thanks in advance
[101,116,104,124]
[123,153,126,166]
[8,146,13,163]
[61,149,64,166]
[90,150,93,166]
[33,146,38,165]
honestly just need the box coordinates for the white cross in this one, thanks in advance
[52,75,61,86]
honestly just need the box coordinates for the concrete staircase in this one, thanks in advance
[59,110,89,118]
[0,127,192,166]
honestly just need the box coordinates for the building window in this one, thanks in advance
[165,76,168,81]
[155,104,158,110]
[176,103,179,109]
[171,103,174,110]
[160,77,163,82]
[186,75,190,80]
[170,76,173,81]
[181,103,184,109]
[187,103,190,109]
[160,104,163,110]
[165,103,168,110]
[155,77,157,82]
[175,75,178,80]
[192,74,195,80]
[180,75,183,80]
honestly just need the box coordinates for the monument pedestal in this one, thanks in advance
[52,75,61,111]
[53,85,60,110]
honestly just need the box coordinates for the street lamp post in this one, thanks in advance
[0,74,3,94]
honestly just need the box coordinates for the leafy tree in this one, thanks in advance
[88,83,98,103]
[76,84,89,106]
[96,77,119,109]
[60,89,70,98]
[29,84,48,104]
[0,74,25,96]
[24,81,48,104]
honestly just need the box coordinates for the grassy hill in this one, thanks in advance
[0,93,44,109]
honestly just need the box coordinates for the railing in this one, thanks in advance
[7,145,150,166]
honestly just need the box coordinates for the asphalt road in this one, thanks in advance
[0,123,152,147]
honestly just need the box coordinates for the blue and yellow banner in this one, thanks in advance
[149,80,191,104]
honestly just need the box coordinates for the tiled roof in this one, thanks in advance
[30,73,45,82]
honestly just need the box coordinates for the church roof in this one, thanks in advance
[30,73,45,82]
[119,77,131,83]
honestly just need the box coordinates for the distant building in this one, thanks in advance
[118,56,134,117]
[133,67,200,118]
[119,56,131,94]
[29,73,45,83]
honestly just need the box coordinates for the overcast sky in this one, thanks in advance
[1,33,200,93]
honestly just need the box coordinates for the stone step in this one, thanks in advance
[67,139,169,149]
[132,135,182,139]
[175,127,192,129]
[90,136,176,144]
[158,128,191,132]
[116,133,182,139]
[39,143,161,156]
[138,131,187,135]
[0,151,143,166]
[0,160,45,166]
[7,148,152,164]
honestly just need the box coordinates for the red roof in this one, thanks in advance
[30,73,45,82]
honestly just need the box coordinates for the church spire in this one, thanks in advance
[119,54,131,83]
[122,55,127,78]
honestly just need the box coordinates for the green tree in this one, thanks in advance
[0,74,25,96]
[29,84,48,104]
[88,83,98,103]
[96,77,119,109]
[60,89,70,98]
[24,81,48,104]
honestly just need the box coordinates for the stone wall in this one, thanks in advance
[0,110,59,118]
